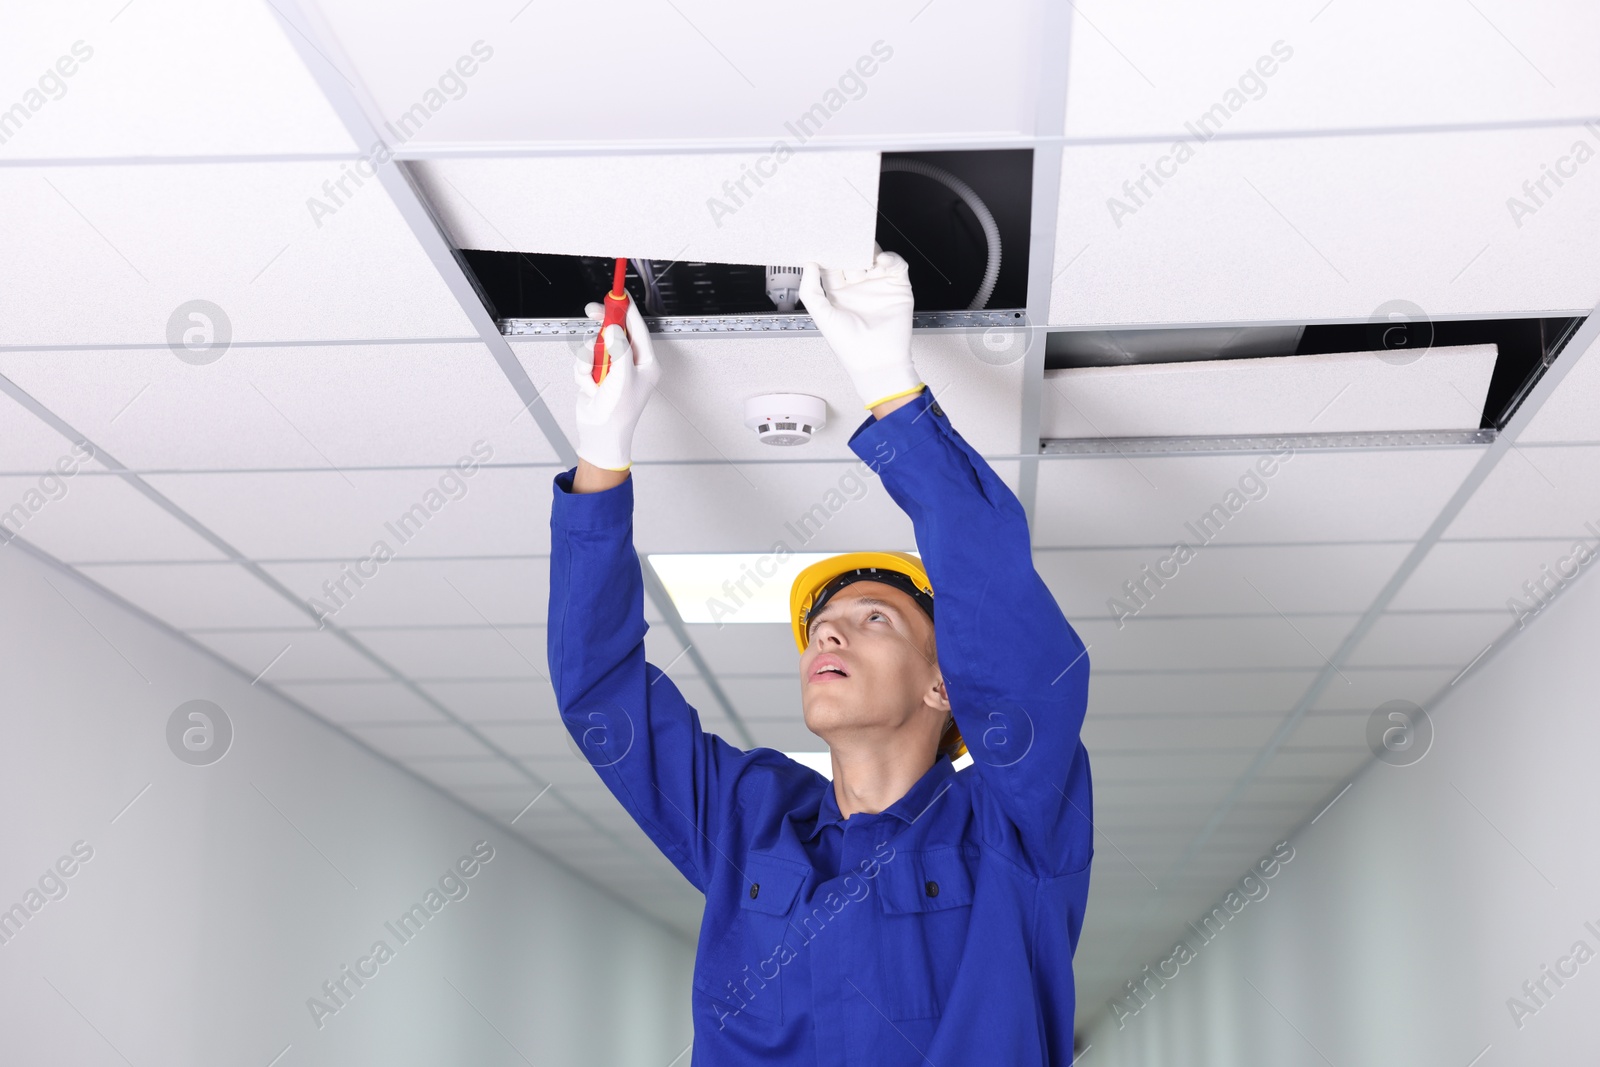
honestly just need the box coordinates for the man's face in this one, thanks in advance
[798,581,945,745]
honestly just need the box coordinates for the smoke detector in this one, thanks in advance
[744,393,826,446]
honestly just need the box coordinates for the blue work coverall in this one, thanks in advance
[547,385,1094,1065]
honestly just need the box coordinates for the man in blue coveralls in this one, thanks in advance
[547,249,1094,1065]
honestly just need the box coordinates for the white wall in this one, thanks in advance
[0,543,694,1066]
[1082,554,1600,1065]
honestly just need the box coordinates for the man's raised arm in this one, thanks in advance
[801,253,1093,876]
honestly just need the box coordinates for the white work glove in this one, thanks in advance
[800,247,922,410]
[572,298,661,471]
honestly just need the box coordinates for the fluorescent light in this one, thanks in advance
[783,751,834,778]
[649,551,915,626]
[782,750,973,779]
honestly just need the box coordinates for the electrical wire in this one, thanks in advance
[629,257,665,316]
[879,159,1002,311]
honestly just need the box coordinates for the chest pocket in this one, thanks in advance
[693,851,808,1024]
[876,846,978,1019]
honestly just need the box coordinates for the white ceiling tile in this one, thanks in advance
[1051,129,1600,326]
[1392,538,1591,611]
[1,1,353,159]
[188,628,389,683]
[74,561,310,629]
[420,678,559,722]
[0,473,224,562]
[1063,0,1596,137]
[0,164,473,346]
[352,625,545,680]
[308,0,1041,147]
[1088,669,1315,715]
[1284,709,1367,747]
[405,755,533,790]
[263,557,563,629]
[1443,445,1600,538]
[275,680,448,723]
[633,463,895,555]
[1031,448,1481,546]
[414,153,880,267]
[1084,711,1284,752]
[1074,614,1359,671]
[1520,330,1600,443]
[345,722,492,760]
[1308,667,1456,711]
[665,623,793,676]
[719,677,805,721]
[142,466,551,560]
[515,331,1027,465]
[1042,345,1494,438]
[628,458,1019,555]
[0,393,103,472]
[0,344,560,470]
[1036,542,1412,618]
[474,720,576,759]
[1089,748,1256,783]
[1344,611,1510,668]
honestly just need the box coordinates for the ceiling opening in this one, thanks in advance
[1044,315,1586,430]
[455,149,1033,320]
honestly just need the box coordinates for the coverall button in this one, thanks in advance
[750,883,760,899]
[925,880,939,897]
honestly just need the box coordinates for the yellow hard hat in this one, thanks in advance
[789,551,965,760]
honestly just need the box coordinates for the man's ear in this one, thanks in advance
[928,677,951,712]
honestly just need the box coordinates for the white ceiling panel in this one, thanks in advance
[1063,0,1596,138]
[1031,448,1482,547]
[142,466,551,559]
[663,622,793,676]
[0,164,473,346]
[718,677,805,721]
[1519,331,1600,443]
[187,628,389,683]
[1089,669,1315,715]
[1284,709,1368,748]
[1073,614,1359,672]
[414,153,880,268]
[473,720,577,758]
[352,625,546,681]
[0,474,225,562]
[420,679,558,722]
[1307,667,1457,712]
[1090,748,1256,783]
[1085,711,1289,752]
[0,392,103,472]
[514,331,1028,465]
[1344,610,1511,668]
[1391,538,1588,611]
[405,755,533,791]
[306,0,1041,147]
[262,557,569,629]
[0,1,353,159]
[1441,445,1600,538]
[73,561,311,629]
[1042,344,1495,438]
[1051,129,1600,326]
[631,459,1001,555]
[345,722,492,761]
[1036,542,1412,618]
[0,345,560,470]
[275,680,448,723]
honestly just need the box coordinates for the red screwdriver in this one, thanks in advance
[592,257,630,385]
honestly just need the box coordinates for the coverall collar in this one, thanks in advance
[803,751,956,842]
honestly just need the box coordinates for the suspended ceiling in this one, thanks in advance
[3,0,1600,1030]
